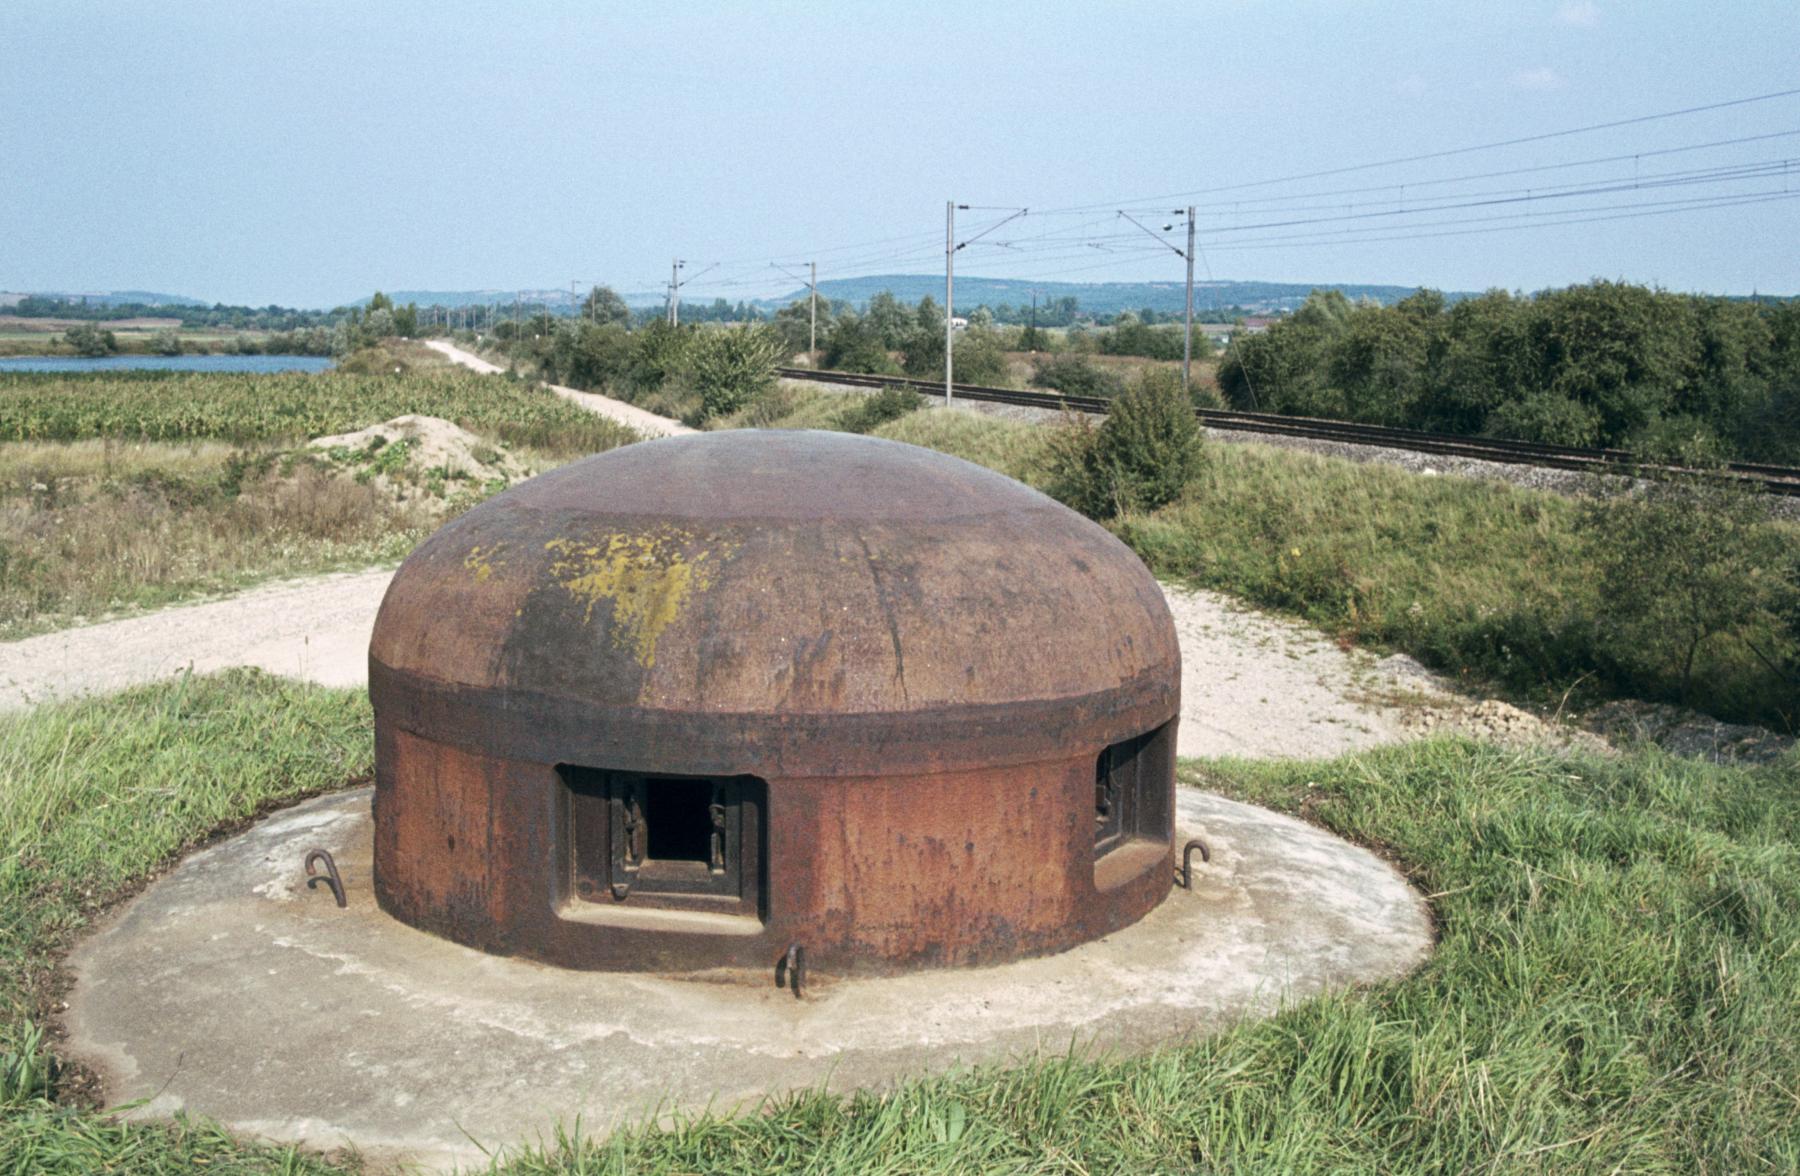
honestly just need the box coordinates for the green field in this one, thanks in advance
[1,674,1794,1172]
[0,366,632,452]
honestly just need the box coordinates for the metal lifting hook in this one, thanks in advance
[303,848,347,908]
[776,942,806,999]
[1176,838,1211,889]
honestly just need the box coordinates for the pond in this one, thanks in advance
[0,354,334,374]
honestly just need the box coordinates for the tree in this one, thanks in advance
[1532,280,1693,448]
[772,297,824,358]
[63,323,117,357]
[823,313,894,374]
[865,291,913,349]
[582,285,634,327]
[1323,303,1433,426]
[148,328,183,356]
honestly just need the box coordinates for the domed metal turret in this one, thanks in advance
[370,429,1180,975]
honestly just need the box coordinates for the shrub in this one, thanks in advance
[550,322,634,391]
[953,327,1010,386]
[840,386,924,434]
[1048,369,1204,518]
[1578,475,1799,708]
[686,326,783,421]
[1030,353,1126,399]
[624,320,692,394]
[1098,315,1190,361]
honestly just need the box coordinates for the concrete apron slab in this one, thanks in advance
[65,788,1432,1172]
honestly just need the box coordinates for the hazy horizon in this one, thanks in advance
[4,1,1797,307]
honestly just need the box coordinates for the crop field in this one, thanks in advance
[0,366,640,635]
[0,367,634,453]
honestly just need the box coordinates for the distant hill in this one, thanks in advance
[374,290,550,310]
[17,289,207,308]
[370,288,670,310]
[104,289,208,307]
[760,275,1467,317]
[357,277,1458,318]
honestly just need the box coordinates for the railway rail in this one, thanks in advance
[777,366,1800,497]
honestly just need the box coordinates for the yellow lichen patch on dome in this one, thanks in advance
[464,544,506,583]
[543,531,733,668]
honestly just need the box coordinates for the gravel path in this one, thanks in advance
[424,339,694,438]
[0,569,1558,759]
[0,569,391,708]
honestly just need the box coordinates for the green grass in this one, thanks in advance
[0,367,636,454]
[0,671,371,1171]
[1116,443,1798,730]
[2,675,1796,1172]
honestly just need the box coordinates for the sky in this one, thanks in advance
[2,1,1798,308]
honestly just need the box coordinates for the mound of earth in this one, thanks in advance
[1584,700,1794,765]
[306,415,531,509]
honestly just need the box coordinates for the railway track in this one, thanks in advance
[778,366,1800,497]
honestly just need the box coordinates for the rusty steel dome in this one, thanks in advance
[370,429,1180,977]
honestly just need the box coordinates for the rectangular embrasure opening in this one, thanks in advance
[559,767,763,915]
[1094,720,1175,862]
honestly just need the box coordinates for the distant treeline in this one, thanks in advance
[1218,282,1800,464]
[7,295,346,331]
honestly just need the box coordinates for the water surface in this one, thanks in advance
[0,354,333,374]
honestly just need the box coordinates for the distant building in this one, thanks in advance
[1241,316,1278,334]
[950,315,968,331]
[1195,322,1236,348]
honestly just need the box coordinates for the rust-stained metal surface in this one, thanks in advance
[370,430,1181,976]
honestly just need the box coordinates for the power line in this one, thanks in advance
[1034,86,1800,214]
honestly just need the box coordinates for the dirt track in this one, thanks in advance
[423,339,694,437]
